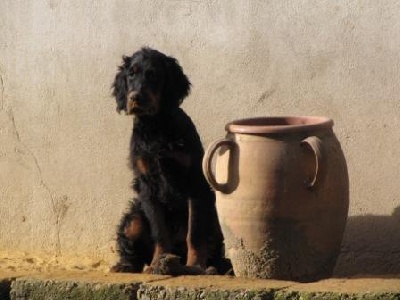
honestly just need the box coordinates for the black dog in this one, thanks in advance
[111,48,228,275]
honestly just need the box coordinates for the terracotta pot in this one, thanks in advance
[203,116,349,282]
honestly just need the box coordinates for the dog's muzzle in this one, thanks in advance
[126,91,140,115]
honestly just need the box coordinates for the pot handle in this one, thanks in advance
[300,136,325,189]
[202,138,235,192]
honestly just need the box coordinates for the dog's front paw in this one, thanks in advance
[143,265,156,274]
[143,253,182,275]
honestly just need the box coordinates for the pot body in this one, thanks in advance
[203,117,349,282]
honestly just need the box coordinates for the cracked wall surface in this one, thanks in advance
[0,0,400,274]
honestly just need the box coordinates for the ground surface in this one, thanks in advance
[0,250,111,274]
[1,251,400,299]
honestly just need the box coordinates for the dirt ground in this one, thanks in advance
[0,250,111,274]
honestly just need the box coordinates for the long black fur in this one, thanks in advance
[110,48,229,274]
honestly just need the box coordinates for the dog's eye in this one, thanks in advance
[129,65,140,77]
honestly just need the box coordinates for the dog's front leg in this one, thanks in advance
[186,197,208,269]
[140,197,171,273]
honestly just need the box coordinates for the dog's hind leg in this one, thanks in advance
[111,200,152,273]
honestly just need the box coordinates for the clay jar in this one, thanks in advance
[203,116,349,282]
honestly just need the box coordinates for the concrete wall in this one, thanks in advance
[0,0,399,275]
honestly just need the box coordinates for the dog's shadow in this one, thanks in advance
[334,206,400,277]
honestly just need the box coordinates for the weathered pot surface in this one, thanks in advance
[203,116,349,282]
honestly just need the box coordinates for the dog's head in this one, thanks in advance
[112,48,191,116]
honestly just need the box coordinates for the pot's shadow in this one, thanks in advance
[334,206,400,277]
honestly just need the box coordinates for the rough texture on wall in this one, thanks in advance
[0,1,399,275]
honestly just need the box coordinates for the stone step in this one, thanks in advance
[1,271,399,300]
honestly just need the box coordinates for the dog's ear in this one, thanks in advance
[164,56,191,108]
[112,56,130,114]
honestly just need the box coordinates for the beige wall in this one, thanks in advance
[1,1,399,275]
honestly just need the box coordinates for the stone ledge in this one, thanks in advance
[1,271,399,300]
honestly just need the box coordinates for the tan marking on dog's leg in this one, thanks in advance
[124,217,143,241]
[153,243,166,261]
[186,201,207,269]
[143,243,169,274]
[136,158,148,175]
[187,242,207,268]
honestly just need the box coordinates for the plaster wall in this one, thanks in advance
[0,0,399,275]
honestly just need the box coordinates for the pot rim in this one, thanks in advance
[225,116,334,134]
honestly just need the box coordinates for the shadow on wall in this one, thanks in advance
[334,206,400,276]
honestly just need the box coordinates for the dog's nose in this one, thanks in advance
[128,91,139,101]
